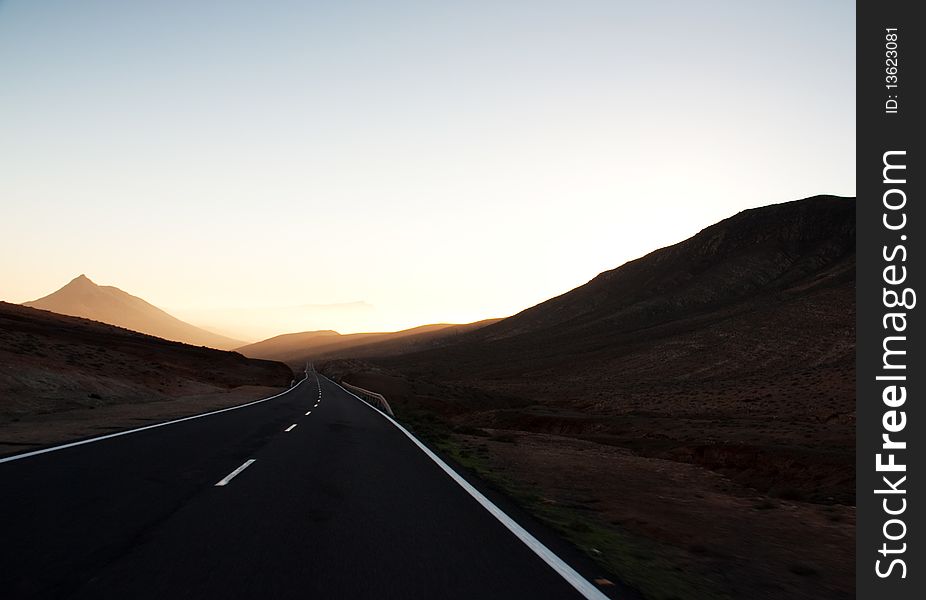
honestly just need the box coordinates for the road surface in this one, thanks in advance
[0,370,624,599]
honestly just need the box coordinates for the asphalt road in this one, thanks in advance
[0,371,621,599]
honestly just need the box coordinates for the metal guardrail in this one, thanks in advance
[341,381,395,417]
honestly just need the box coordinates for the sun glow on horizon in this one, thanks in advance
[0,1,855,340]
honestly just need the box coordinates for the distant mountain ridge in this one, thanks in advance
[237,320,502,365]
[24,275,244,350]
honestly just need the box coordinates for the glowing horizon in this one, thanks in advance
[0,1,855,340]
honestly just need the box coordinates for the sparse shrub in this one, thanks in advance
[568,519,592,533]
[453,424,487,436]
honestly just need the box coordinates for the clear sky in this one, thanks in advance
[0,1,855,340]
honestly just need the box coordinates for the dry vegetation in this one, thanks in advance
[0,302,292,454]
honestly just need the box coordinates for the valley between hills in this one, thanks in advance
[0,195,855,600]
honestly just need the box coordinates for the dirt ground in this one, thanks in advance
[456,430,853,600]
[0,301,293,456]
[321,362,854,600]
[0,385,285,457]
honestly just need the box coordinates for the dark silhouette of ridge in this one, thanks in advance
[374,195,855,375]
[328,194,856,501]
[319,195,856,600]
[485,194,854,340]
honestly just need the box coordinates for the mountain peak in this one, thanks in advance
[67,274,96,287]
[23,276,244,350]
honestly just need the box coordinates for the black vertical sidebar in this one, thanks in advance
[857,1,922,598]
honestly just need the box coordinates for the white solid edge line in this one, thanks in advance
[320,374,610,600]
[285,423,298,432]
[0,374,310,465]
[215,459,256,487]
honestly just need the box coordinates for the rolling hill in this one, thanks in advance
[0,301,292,425]
[237,319,501,366]
[24,275,244,350]
[348,196,857,487]
[367,195,854,380]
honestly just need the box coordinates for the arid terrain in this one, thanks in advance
[1,196,854,599]
[316,196,856,600]
[0,302,292,455]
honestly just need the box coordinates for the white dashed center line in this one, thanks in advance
[305,410,312,415]
[215,459,256,487]
[285,424,298,432]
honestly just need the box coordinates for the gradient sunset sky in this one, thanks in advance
[0,1,855,339]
